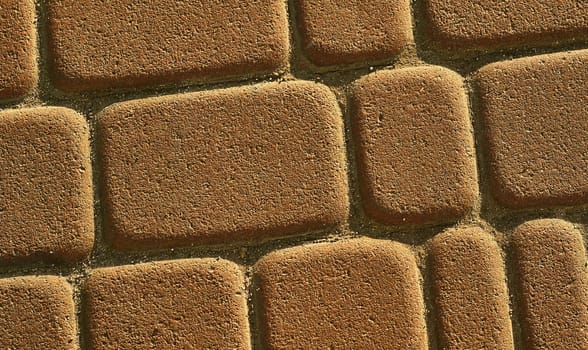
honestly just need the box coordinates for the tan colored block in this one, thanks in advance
[0,0,37,100]
[47,0,289,91]
[86,258,249,350]
[0,276,77,349]
[430,227,514,349]
[0,107,94,263]
[351,66,477,225]
[512,219,588,350]
[98,81,348,249]
[295,0,411,66]
[477,50,588,208]
[255,238,427,349]
[423,0,588,52]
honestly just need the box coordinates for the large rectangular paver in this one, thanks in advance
[0,276,77,349]
[86,259,250,350]
[0,0,37,100]
[351,66,477,225]
[99,81,348,249]
[512,219,588,350]
[0,107,94,263]
[47,0,289,91]
[476,49,588,208]
[430,227,514,349]
[255,238,427,349]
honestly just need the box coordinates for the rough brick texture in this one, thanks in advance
[512,219,588,350]
[86,258,249,350]
[1,1,588,349]
[423,0,588,52]
[99,81,348,249]
[430,227,513,349]
[255,238,427,349]
[47,0,289,91]
[0,276,77,349]
[352,66,477,225]
[477,49,588,208]
[0,0,37,100]
[295,0,412,66]
[0,107,94,263]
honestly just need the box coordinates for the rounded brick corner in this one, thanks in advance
[512,218,579,244]
[430,226,498,254]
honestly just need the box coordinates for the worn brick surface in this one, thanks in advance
[295,0,411,66]
[512,219,588,350]
[1,1,588,348]
[352,66,477,225]
[255,238,427,349]
[430,227,513,349]
[0,107,94,263]
[99,81,348,249]
[0,276,77,349]
[477,50,588,208]
[47,0,289,91]
[0,0,37,100]
[423,0,588,52]
[86,258,249,349]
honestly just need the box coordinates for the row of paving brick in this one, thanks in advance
[2,0,588,99]
[1,49,587,263]
[1,219,586,349]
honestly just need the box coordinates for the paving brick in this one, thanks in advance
[86,258,249,350]
[423,0,588,52]
[0,107,94,263]
[98,81,348,249]
[351,66,477,225]
[47,0,289,91]
[255,238,427,349]
[295,0,411,66]
[430,227,513,349]
[0,276,77,349]
[0,0,37,100]
[476,50,588,208]
[512,219,588,350]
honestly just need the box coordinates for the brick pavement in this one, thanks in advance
[1,1,587,349]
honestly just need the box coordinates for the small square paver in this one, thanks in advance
[476,49,588,208]
[255,238,427,349]
[295,0,412,66]
[0,276,77,349]
[86,258,250,349]
[351,66,478,225]
[0,107,94,263]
